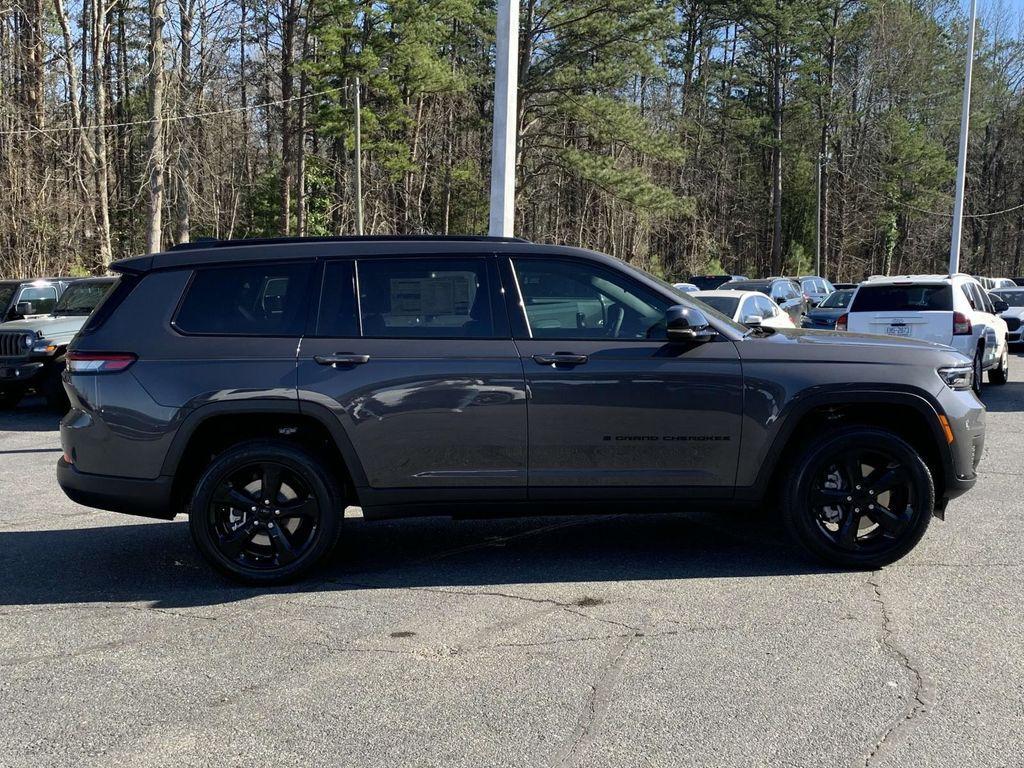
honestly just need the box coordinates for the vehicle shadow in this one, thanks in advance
[980,381,1024,412]
[0,509,834,611]
[0,397,62,432]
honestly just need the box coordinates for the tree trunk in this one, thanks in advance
[770,29,784,276]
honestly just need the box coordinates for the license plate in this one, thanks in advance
[886,325,911,337]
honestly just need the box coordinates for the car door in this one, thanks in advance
[506,255,742,499]
[297,254,528,501]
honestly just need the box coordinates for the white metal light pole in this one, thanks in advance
[949,0,978,275]
[488,0,519,237]
[815,153,822,276]
[353,76,364,236]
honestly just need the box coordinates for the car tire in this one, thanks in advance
[188,440,344,585]
[972,345,984,395]
[781,426,934,570]
[0,388,23,410]
[989,347,1009,385]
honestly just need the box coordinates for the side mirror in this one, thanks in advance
[666,305,715,343]
[993,299,1009,313]
[15,301,36,317]
[742,314,763,327]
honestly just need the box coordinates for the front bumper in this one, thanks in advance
[57,457,176,520]
[0,359,45,386]
[936,387,986,502]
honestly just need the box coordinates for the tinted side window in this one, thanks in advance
[357,258,496,338]
[317,261,360,337]
[175,262,312,336]
[513,258,670,340]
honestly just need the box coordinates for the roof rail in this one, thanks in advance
[169,234,530,251]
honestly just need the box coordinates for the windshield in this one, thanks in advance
[850,284,952,312]
[689,276,729,291]
[994,289,1024,307]
[819,289,854,309]
[693,295,739,317]
[53,280,115,316]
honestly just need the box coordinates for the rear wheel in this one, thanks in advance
[989,346,1009,385]
[782,427,934,569]
[189,440,343,584]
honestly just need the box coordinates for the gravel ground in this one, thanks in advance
[1,357,1023,768]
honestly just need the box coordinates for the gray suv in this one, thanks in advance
[56,237,985,583]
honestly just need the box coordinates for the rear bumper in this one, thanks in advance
[57,457,176,520]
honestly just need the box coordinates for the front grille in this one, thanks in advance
[0,331,30,359]
[1005,317,1020,332]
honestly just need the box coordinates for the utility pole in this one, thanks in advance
[353,76,364,236]
[815,153,822,277]
[488,0,519,237]
[949,0,978,275]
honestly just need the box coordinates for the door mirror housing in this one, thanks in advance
[666,305,715,343]
[992,299,1009,313]
[741,314,763,327]
[15,301,36,317]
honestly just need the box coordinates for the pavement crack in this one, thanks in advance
[553,632,644,768]
[861,572,928,768]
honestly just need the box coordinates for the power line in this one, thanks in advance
[832,165,1024,219]
[0,85,346,137]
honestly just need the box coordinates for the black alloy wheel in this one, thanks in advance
[783,427,934,568]
[189,441,342,584]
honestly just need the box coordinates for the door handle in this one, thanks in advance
[532,352,589,366]
[314,353,370,367]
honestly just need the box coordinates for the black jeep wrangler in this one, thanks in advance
[56,237,985,583]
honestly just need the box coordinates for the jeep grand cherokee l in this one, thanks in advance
[57,237,986,583]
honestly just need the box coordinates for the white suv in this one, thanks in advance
[838,274,1009,392]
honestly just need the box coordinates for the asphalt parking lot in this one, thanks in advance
[2,361,1023,768]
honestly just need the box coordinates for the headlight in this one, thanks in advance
[31,338,58,355]
[938,365,973,391]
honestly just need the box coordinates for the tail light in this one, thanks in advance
[836,313,848,332]
[953,312,972,335]
[66,351,137,373]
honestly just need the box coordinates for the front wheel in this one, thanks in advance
[189,440,343,584]
[782,427,934,569]
[0,388,23,410]
[989,346,1009,385]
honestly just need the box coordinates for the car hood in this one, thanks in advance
[0,315,87,340]
[738,326,968,367]
[999,308,1024,319]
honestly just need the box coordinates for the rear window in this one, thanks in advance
[851,285,952,312]
[174,262,312,336]
[820,289,854,309]
[689,276,729,291]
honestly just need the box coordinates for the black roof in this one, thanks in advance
[110,235,621,274]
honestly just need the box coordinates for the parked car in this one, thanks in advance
[692,290,794,328]
[686,274,747,291]
[977,277,1016,291]
[0,278,74,322]
[801,288,855,330]
[57,236,985,583]
[991,287,1024,345]
[0,277,117,409]
[673,282,699,294]
[720,278,807,324]
[1013,277,1024,287]
[839,274,1008,393]
[797,275,836,307]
